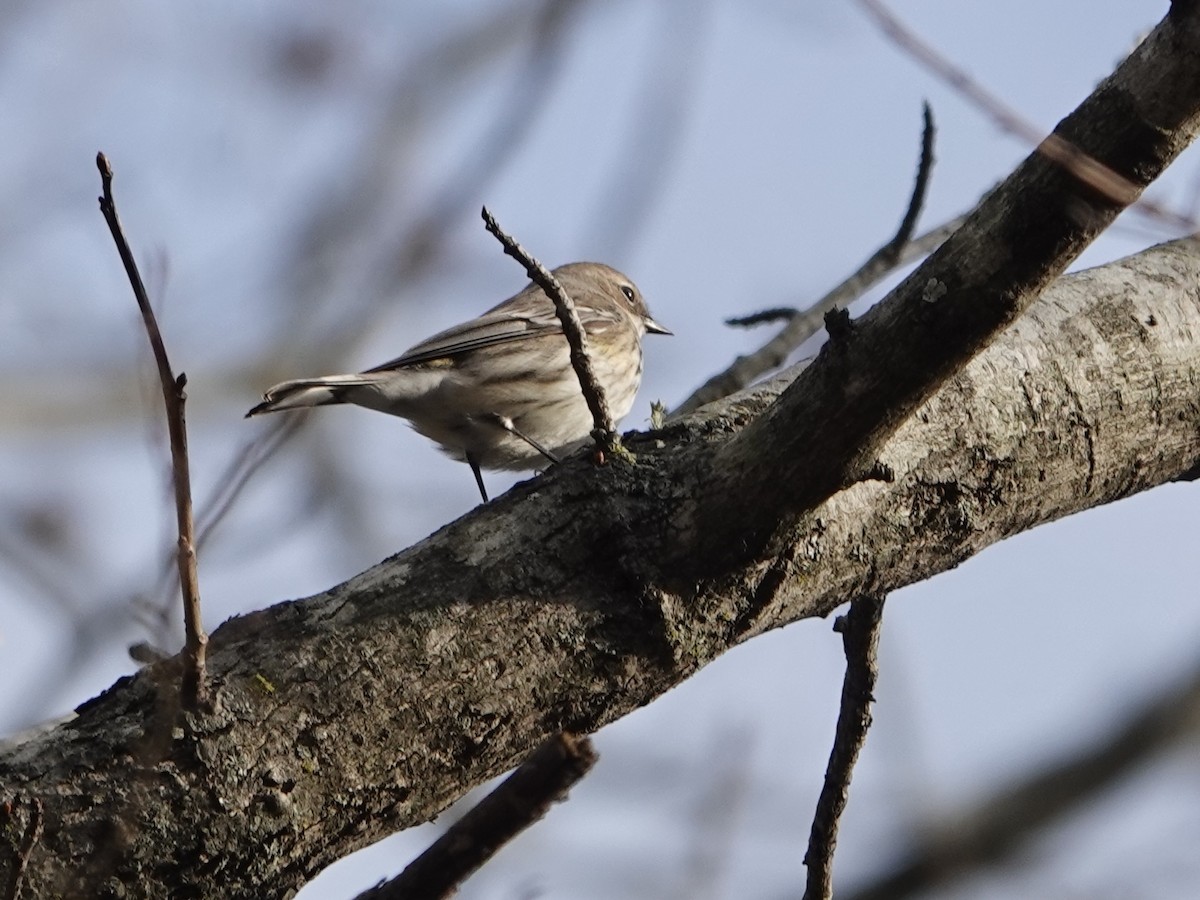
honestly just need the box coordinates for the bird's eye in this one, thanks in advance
[620,284,636,303]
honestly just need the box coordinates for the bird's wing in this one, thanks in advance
[366,308,567,371]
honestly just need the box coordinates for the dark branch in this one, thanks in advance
[690,4,1200,568]
[481,206,616,448]
[95,153,208,711]
[357,732,597,900]
[674,212,962,416]
[803,595,886,900]
[882,102,936,261]
[673,104,944,416]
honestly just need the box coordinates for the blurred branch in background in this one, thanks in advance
[844,654,1200,900]
[584,0,710,260]
[279,0,597,360]
[137,414,304,650]
[857,0,1196,233]
[670,725,756,900]
[357,733,597,900]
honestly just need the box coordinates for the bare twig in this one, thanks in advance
[884,102,936,260]
[857,0,1195,231]
[481,206,617,447]
[674,107,954,416]
[4,796,43,900]
[96,152,208,711]
[585,0,709,259]
[803,594,887,900]
[357,732,597,900]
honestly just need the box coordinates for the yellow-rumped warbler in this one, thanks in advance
[247,262,670,501]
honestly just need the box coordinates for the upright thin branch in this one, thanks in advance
[481,206,616,447]
[803,594,887,900]
[96,152,208,711]
[357,732,597,900]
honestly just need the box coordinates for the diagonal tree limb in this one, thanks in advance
[356,733,596,900]
[689,5,1200,572]
[4,233,1200,895]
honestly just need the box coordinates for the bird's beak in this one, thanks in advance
[645,317,673,336]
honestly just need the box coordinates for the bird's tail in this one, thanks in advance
[245,374,380,418]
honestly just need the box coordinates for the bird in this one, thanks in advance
[247,262,670,501]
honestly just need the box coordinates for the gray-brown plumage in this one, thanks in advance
[247,262,670,500]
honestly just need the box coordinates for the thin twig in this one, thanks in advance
[96,152,209,711]
[357,732,598,900]
[134,415,303,654]
[481,207,616,447]
[857,0,1195,231]
[803,594,887,900]
[674,108,952,416]
[195,416,303,553]
[4,796,44,900]
[725,308,800,328]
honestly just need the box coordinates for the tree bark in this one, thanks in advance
[5,6,1200,898]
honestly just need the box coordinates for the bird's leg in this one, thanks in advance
[466,452,489,502]
[483,414,560,465]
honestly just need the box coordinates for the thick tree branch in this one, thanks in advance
[3,235,1200,897]
[689,6,1200,577]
